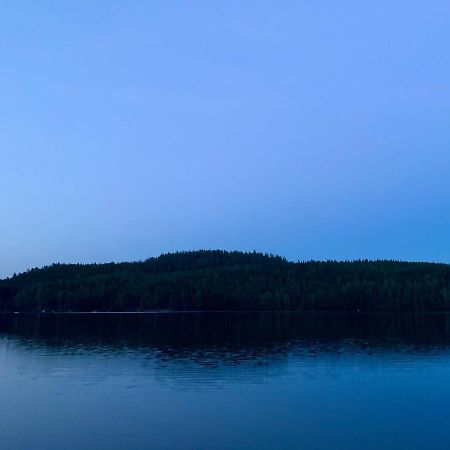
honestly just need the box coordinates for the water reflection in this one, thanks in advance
[1,312,450,371]
[2,311,450,349]
[2,313,450,450]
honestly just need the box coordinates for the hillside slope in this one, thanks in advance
[1,250,450,312]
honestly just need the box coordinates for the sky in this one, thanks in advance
[1,1,450,277]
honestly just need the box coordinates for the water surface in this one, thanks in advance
[1,312,450,449]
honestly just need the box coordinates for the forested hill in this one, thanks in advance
[1,250,450,312]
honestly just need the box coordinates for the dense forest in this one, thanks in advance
[1,250,450,312]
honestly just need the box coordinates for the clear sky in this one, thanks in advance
[1,1,450,277]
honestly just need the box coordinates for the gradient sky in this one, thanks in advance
[1,1,450,277]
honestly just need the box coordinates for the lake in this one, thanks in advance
[1,312,450,449]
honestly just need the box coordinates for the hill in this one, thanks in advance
[1,250,450,312]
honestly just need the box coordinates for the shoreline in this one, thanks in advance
[2,310,450,315]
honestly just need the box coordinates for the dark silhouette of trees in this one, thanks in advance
[1,250,450,312]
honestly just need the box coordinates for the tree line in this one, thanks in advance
[1,250,450,312]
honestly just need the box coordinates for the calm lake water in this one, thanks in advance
[2,312,450,449]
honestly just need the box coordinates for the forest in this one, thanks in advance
[1,250,450,312]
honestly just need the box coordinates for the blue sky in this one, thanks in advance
[1,1,450,277]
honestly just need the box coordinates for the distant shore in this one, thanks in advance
[2,250,450,313]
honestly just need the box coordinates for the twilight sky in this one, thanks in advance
[1,1,450,277]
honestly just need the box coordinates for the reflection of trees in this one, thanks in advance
[1,313,450,361]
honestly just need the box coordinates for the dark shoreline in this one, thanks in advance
[2,310,450,315]
[2,250,450,313]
